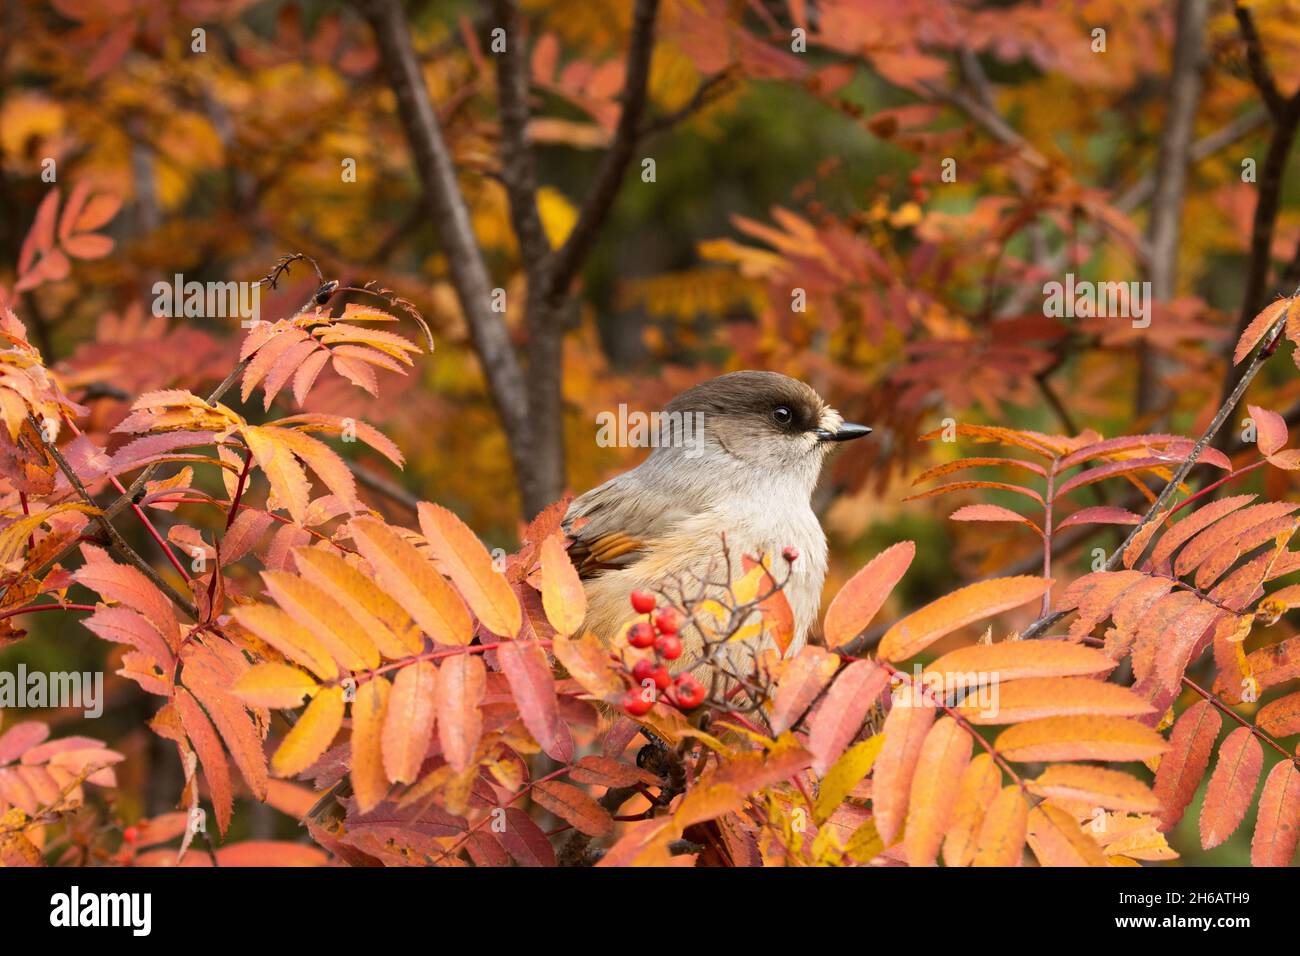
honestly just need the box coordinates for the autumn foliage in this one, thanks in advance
[6,0,1300,870]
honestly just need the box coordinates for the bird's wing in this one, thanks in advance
[562,472,685,580]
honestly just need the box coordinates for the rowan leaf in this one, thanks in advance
[903,717,972,866]
[823,541,915,648]
[418,502,521,638]
[926,641,1115,683]
[769,645,841,735]
[173,688,233,835]
[870,695,936,845]
[996,716,1168,762]
[1026,802,1105,866]
[949,504,1042,536]
[272,685,344,778]
[1251,760,1300,867]
[539,531,585,636]
[971,786,1027,866]
[1199,726,1262,849]
[533,780,612,838]
[244,425,311,525]
[1257,692,1300,737]
[813,734,883,824]
[1028,764,1158,813]
[497,640,568,761]
[291,546,422,657]
[1234,296,1290,364]
[436,653,486,773]
[350,676,390,814]
[569,755,660,789]
[942,753,1001,867]
[1055,506,1142,531]
[806,659,890,775]
[230,662,317,709]
[879,576,1051,661]
[552,630,625,701]
[1153,699,1221,831]
[349,517,474,646]
[229,603,338,681]
[955,677,1153,725]
[261,570,380,671]
[382,661,437,784]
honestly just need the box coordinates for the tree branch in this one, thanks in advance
[1234,1,1284,118]
[539,0,661,308]
[488,0,552,279]
[1019,310,1291,639]
[354,0,532,464]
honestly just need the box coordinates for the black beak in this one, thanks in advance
[815,423,872,442]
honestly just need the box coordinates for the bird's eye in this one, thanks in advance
[772,405,793,426]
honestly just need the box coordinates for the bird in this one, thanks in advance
[563,370,871,669]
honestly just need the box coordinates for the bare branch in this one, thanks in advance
[1234,0,1285,118]
[487,0,552,278]
[539,0,661,308]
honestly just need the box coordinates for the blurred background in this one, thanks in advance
[4,0,1300,862]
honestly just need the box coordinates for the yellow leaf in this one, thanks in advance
[539,531,585,636]
[261,570,380,671]
[971,786,1027,866]
[418,503,521,638]
[291,546,422,657]
[942,753,1001,867]
[350,517,474,646]
[537,186,577,247]
[272,686,344,777]
[231,662,318,709]
[244,425,310,525]
[351,676,390,813]
[814,734,883,824]
[230,603,338,681]
[1026,802,1106,866]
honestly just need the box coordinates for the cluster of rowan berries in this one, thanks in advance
[619,589,706,716]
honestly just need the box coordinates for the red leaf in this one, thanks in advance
[1251,760,1300,866]
[807,660,890,775]
[1199,727,1263,849]
[497,640,569,762]
[1153,699,1220,831]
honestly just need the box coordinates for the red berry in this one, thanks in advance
[673,675,707,709]
[122,826,139,844]
[908,170,923,187]
[622,689,654,716]
[628,621,656,648]
[656,634,683,660]
[912,187,928,203]
[782,546,800,563]
[653,607,680,635]
[630,590,657,614]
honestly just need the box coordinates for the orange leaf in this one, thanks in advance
[350,518,474,646]
[272,685,344,778]
[926,641,1115,683]
[533,781,612,838]
[350,676,390,813]
[1153,699,1220,831]
[1026,803,1105,866]
[418,502,522,638]
[971,786,1027,866]
[539,531,585,636]
[497,640,568,761]
[436,653,486,773]
[1199,726,1262,849]
[552,630,625,701]
[174,688,233,835]
[879,576,1052,662]
[955,677,1153,725]
[995,716,1168,762]
[768,645,840,735]
[382,661,437,784]
[569,755,660,789]
[903,716,972,866]
[950,505,1043,536]
[1233,296,1291,364]
[870,695,936,845]
[823,541,915,648]
[1251,760,1300,866]
[1028,764,1158,813]
[942,753,1001,867]
[261,570,380,671]
[806,659,890,775]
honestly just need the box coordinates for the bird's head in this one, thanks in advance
[660,371,871,490]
